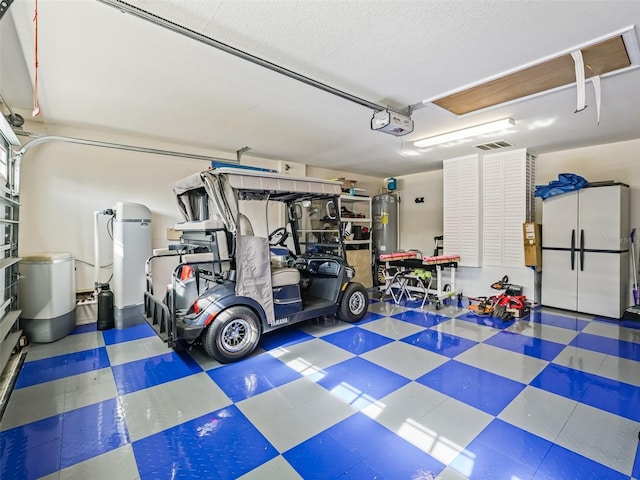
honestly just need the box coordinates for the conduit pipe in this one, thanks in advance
[95,0,404,115]
[93,210,101,287]
[16,132,240,164]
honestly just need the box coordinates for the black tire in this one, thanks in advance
[337,283,368,323]
[203,306,261,363]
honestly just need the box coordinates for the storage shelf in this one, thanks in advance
[345,240,371,245]
[340,217,371,223]
[340,195,371,202]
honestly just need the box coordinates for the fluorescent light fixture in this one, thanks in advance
[413,118,515,148]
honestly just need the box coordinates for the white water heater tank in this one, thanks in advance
[112,202,151,329]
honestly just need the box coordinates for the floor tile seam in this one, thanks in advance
[114,370,200,398]
[408,384,458,422]
[552,360,640,394]
[166,381,233,417]
[22,345,109,365]
[549,418,635,477]
[473,418,555,465]
[598,354,640,387]
[449,357,528,389]
[497,346,553,371]
[583,347,640,363]
[576,330,640,349]
[465,434,548,475]
[14,365,106,391]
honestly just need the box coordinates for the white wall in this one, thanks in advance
[535,138,640,231]
[395,170,443,256]
[18,122,282,290]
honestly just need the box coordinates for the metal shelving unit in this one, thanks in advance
[339,194,372,251]
[0,117,22,377]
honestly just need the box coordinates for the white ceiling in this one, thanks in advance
[1,0,640,177]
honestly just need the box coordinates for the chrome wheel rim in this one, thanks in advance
[221,318,252,352]
[349,291,367,316]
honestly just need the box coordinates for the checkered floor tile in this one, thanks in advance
[2,297,640,480]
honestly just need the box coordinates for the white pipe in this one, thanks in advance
[17,133,240,164]
[94,210,101,289]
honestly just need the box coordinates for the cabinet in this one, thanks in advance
[0,117,22,375]
[541,184,629,318]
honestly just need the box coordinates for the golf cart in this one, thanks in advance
[143,168,369,363]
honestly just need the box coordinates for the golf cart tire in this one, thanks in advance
[203,306,261,363]
[338,283,368,323]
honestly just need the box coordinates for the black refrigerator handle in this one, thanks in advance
[580,229,585,271]
[570,229,575,270]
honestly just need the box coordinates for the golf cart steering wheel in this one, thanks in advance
[269,227,289,246]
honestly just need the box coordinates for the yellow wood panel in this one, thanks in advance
[434,36,630,115]
[346,249,373,288]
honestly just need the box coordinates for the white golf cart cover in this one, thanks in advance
[173,168,342,323]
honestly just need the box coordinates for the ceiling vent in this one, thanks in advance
[474,140,513,151]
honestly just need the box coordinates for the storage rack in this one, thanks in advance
[338,194,372,252]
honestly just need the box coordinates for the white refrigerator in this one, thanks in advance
[541,184,629,318]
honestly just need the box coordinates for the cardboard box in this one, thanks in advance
[507,305,531,318]
[523,222,542,270]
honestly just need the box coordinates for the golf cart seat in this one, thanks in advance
[239,214,301,289]
[271,267,300,287]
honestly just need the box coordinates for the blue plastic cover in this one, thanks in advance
[534,173,589,200]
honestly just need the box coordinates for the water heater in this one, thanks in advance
[372,193,398,254]
[113,202,151,329]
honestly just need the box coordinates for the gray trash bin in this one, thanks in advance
[19,252,76,343]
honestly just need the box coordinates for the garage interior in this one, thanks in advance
[1,1,640,479]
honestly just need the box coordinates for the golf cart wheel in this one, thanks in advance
[203,306,261,363]
[338,283,368,323]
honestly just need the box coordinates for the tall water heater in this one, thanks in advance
[113,202,152,329]
[372,193,398,254]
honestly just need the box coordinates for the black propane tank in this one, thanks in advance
[97,283,114,330]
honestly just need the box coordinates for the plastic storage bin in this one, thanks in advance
[19,252,76,343]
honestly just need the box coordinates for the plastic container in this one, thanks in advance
[19,252,76,343]
[97,283,114,330]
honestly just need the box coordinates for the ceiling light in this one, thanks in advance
[413,118,515,148]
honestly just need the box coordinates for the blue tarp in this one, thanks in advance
[534,173,589,200]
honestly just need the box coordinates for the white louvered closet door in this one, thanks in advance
[482,149,534,267]
[443,155,481,267]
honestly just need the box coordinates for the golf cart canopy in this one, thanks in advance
[173,168,343,231]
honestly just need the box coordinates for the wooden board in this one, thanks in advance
[433,36,631,115]
[346,249,373,288]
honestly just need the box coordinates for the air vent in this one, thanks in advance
[474,140,513,151]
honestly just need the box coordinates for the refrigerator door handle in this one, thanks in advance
[580,229,585,271]
[570,229,576,270]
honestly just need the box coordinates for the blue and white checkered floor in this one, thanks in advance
[2,295,640,479]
